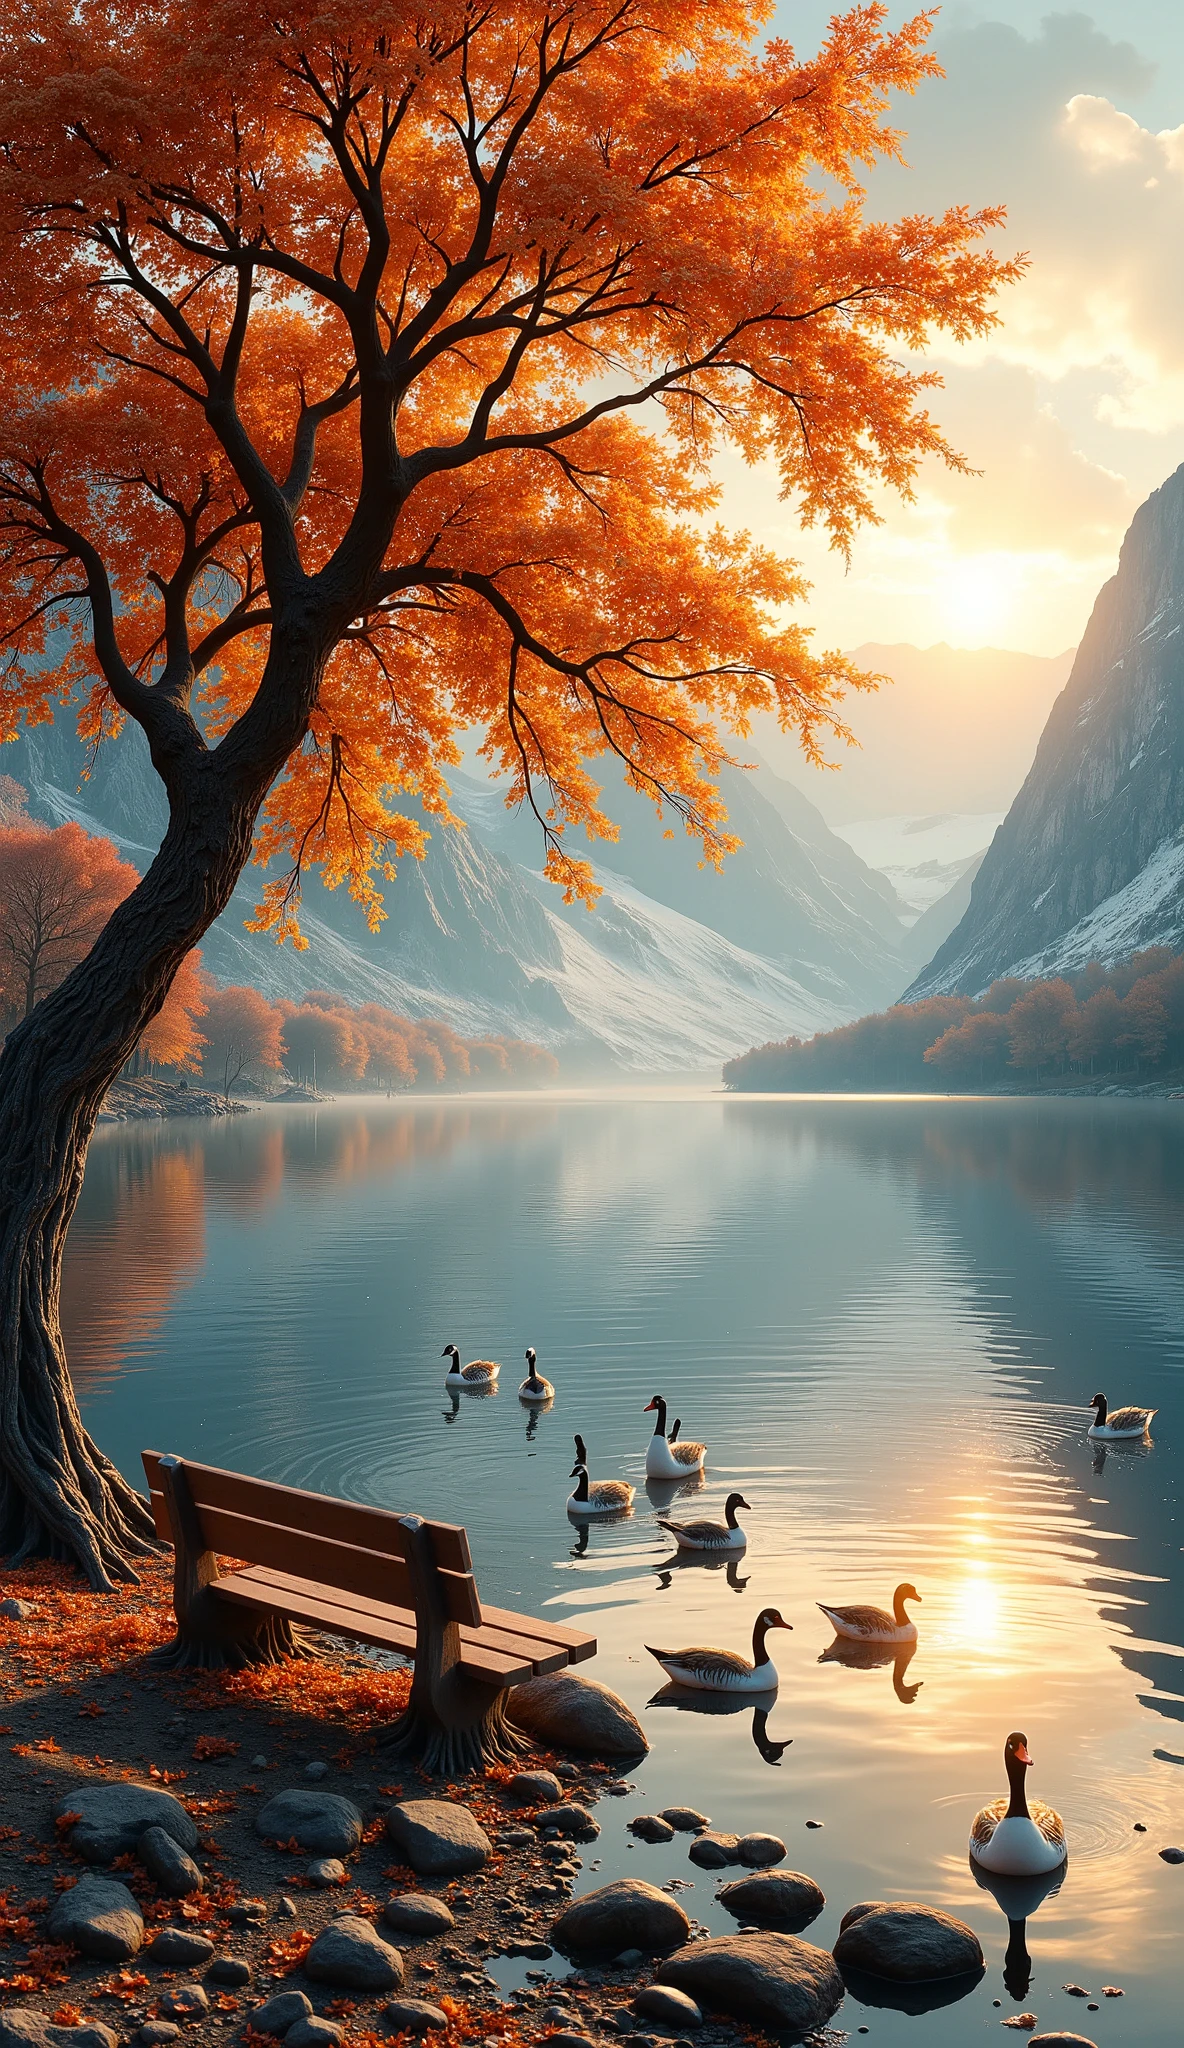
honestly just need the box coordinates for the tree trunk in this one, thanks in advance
[0,753,275,1588]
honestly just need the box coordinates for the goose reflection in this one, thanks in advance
[442,1390,461,1424]
[653,1554,750,1594]
[819,1633,922,1704]
[1091,1431,1155,1476]
[647,1681,790,1766]
[524,1397,553,1440]
[644,1468,706,1512]
[972,1860,1065,2001]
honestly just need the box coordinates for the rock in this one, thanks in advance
[137,2027,181,2046]
[736,1833,785,1869]
[256,1789,363,1858]
[251,1755,269,1769]
[246,1992,313,2037]
[632,1986,702,2029]
[1028,2038,1100,2047]
[383,2001,449,2035]
[146,1929,215,1968]
[544,2037,595,2048]
[1159,1845,1184,1863]
[304,1915,404,1991]
[834,1901,984,1982]
[658,1809,708,1833]
[657,1933,844,2034]
[207,1956,252,1985]
[157,1986,209,2024]
[509,1671,649,1757]
[277,1898,298,1919]
[615,1949,646,1967]
[308,1858,346,1887]
[137,1825,204,1896]
[55,1783,199,1865]
[0,1598,34,1620]
[552,1880,690,1955]
[229,1900,268,1924]
[47,1875,143,1961]
[386,1799,491,1876]
[285,2023,343,2048]
[382,1894,456,1937]
[630,1816,674,1844]
[0,2015,116,2048]
[717,1872,825,1931]
[507,1769,564,1806]
[688,1833,740,1869]
[303,1761,329,1782]
[533,1804,599,1839]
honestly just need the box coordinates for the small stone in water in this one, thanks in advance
[1063,1984,1089,1996]
[1160,1845,1184,1862]
[1133,1821,1146,1831]
[1102,1986,1124,1996]
[1001,2017,1036,2031]
[805,1819,823,1829]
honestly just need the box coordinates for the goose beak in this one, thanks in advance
[643,1398,657,1412]
[1014,1741,1032,1765]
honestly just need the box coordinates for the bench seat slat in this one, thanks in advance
[232,1568,595,1669]
[184,1504,482,1627]
[212,1573,531,1684]
[477,1603,598,1659]
[142,1451,472,1572]
[224,1566,564,1677]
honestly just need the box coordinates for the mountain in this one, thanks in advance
[907,463,1184,998]
[5,712,914,1072]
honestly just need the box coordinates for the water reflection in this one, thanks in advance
[654,1555,751,1594]
[648,1681,790,1766]
[972,1862,1065,2002]
[820,1633,922,1704]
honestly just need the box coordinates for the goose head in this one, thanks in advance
[643,1395,667,1434]
[573,1432,587,1465]
[1090,1392,1108,1422]
[894,1581,921,1621]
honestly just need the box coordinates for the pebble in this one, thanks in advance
[659,1808,709,1833]
[498,1828,535,1848]
[1159,1845,1184,1863]
[276,1898,298,1920]
[207,1957,252,1986]
[555,1763,582,1779]
[383,2001,448,2035]
[304,1761,329,1782]
[146,1931,215,1968]
[246,1992,313,2037]
[630,1815,675,1844]
[383,1894,456,1937]
[1133,1821,1147,1832]
[533,1804,599,1839]
[805,1820,823,1830]
[308,1858,346,1887]
[228,1900,268,1924]
[541,2036,594,2048]
[157,1986,209,2024]
[137,2028,180,2047]
[688,1833,740,1870]
[736,1833,785,1868]
[0,1598,34,1620]
[386,1799,492,1876]
[507,1769,564,1806]
[285,2022,343,2048]
[251,1754,269,1769]
[137,1826,204,1898]
[256,1790,362,1858]
[607,1783,631,1797]
[303,1915,404,1990]
[632,1984,703,2028]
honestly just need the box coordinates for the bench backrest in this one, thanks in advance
[142,1451,482,1626]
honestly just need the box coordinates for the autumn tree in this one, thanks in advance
[1068,986,1123,1074]
[924,1009,1012,1084]
[0,1,1017,1583]
[0,773,27,826]
[136,949,208,1074]
[0,822,138,1025]
[201,983,285,1098]
[1007,980,1076,1079]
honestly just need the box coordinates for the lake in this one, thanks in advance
[66,1093,1184,2044]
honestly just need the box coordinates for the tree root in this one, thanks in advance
[148,1613,317,1671]
[377,1691,531,1776]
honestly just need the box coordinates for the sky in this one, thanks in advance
[721,3,1184,655]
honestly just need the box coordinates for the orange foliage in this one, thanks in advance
[138,947,208,1072]
[201,983,286,1094]
[0,822,136,1024]
[0,1,1020,936]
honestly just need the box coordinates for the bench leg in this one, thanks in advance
[378,1515,529,1775]
[148,1455,315,1671]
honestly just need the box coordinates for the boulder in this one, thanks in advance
[47,1875,143,1961]
[382,1894,456,1938]
[303,1916,404,1991]
[551,1880,690,1955]
[285,2024,343,2048]
[629,1816,674,1844]
[688,1833,740,1870]
[508,1671,649,1757]
[382,2002,448,2035]
[834,1901,983,1982]
[386,1800,490,1876]
[55,1783,198,1865]
[0,2016,116,2048]
[736,1833,785,1868]
[0,1598,34,1621]
[156,1987,208,2024]
[657,1933,843,2034]
[632,1985,702,2029]
[246,1993,313,2037]
[256,1790,363,1859]
[1159,1846,1184,1863]
[137,1825,204,1896]
[658,1808,708,1833]
[506,1769,564,1806]
[717,1872,824,1931]
[146,1929,215,1968]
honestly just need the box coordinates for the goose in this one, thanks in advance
[657,1492,751,1553]
[1088,1391,1156,1439]
[518,1347,554,1402]
[567,1460,634,1518]
[442,1344,500,1388]
[644,1395,706,1478]
[970,1732,1067,1877]
[645,1606,791,1693]
[817,1582,920,1644]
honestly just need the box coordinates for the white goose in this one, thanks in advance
[646,1606,791,1693]
[518,1347,554,1402]
[817,1582,920,1644]
[658,1492,751,1553]
[442,1344,500,1388]
[1088,1391,1155,1439]
[644,1395,706,1478]
[567,1459,634,1518]
[970,1732,1067,1877]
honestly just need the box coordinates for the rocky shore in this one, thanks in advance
[97,1082,250,1125]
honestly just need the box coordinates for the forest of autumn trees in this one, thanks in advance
[724,951,1184,1091]
[0,813,558,1091]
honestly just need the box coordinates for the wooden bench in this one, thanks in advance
[142,1451,596,1771]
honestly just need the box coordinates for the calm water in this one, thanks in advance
[66,1094,1184,2044]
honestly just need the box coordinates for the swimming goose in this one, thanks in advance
[1088,1392,1156,1439]
[442,1344,500,1388]
[518,1347,554,1402]
[970,1732,1067,1876]
[567,1460,634,1518]
[658,1492,751,1553]
[817,1582,920,1644]
[644,1395,706,1478]
[646,1606,791,1693]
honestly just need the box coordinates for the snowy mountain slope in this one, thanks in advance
[832,812,1002,918]
[908,462,1184,998]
